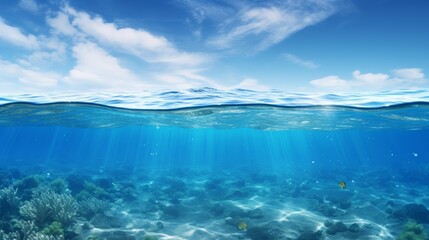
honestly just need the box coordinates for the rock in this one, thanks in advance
[335,222,348,232]
[95,177,113,189]
[246,226,283,240]
[393,203,429,223]
[82,222,94,229]
[385,206,393,214]
[90,214,123,228]
[318,204,342,217]
[64,223,83,240]
[162,204,187,219]
[156,221,164,230]
[297,230,322,240]
[348,223,360,233]
[324,219,334,227]
[337,200,352,209]
[326,222,347,235]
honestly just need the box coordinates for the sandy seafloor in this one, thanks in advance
[2,165,429,240]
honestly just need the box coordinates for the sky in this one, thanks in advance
[0,0,428,93]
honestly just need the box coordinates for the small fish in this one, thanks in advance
[339,181,346,189]
[237,221,248,231]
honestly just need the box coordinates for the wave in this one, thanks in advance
[1,88,429,109]
[1,101,428,130]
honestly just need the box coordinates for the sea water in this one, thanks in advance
[0,88,429,240]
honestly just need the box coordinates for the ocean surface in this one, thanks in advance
[1,88,429,240]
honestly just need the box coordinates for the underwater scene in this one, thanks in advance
[1,88,429,240]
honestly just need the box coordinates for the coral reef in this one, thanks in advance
[78,197,110,218]
[42,221,64,237]
[49,178,68,194]
[15,175,41,191]
[397,220,426,240]
[0,220,64,240]
[20,190,78,227]
[0,186,20,208]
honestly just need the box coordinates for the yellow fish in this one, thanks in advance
[237,221,248,231]
[339,181,346,189]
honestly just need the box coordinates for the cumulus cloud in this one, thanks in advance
[0,18,39,49]
[310,76,350,90]
[208,0,340,52]
[231,78,270,90]
[57,5,211,66]
[0,60,60,92]
[310,68,426,92]
[392,68,425,79]
[18,36,67,67]
[0,3,227,92]
[47,12,77,35]
[19,0,39,13]
[64,42,148,90]
[283,53,319,69]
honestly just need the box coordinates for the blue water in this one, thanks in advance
[1,88,429,239]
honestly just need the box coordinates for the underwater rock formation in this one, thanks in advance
[393,203,429,224]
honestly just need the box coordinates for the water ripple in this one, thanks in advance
[2,88,428,110]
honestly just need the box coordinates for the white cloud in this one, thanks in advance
[310,69,427,92]
[0,60,60,92]
[283,53,319,69]
[208,1,339,51]
[47,12,77,36]
[0,18,39,49]
[352,70,389,87]
[19,36,67,67]
[182,0,240,22]
[231,78,270,90]
[64,42,149,90]
[61,6,211,66]
[392,68,425,79]
[310,76,351,90]
[19,0,38,13]
[153,68,222,89]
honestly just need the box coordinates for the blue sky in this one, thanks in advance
[0,0,428,93]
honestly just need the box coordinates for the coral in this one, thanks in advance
[76,181,108,200]
[41,221,64,236]
[15,175,41,191]
[0,186,20,208]
[15,220,36,239]
[27,233,64,240]
[65,175,86,194]
[397,220,427,240]
[20,190,78,227]
[49,179,68,194]
[78,197,110,218]
[20,194,52,226]
[0,230,20,240]
[0,220,63,240]
[49,193,78,226]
